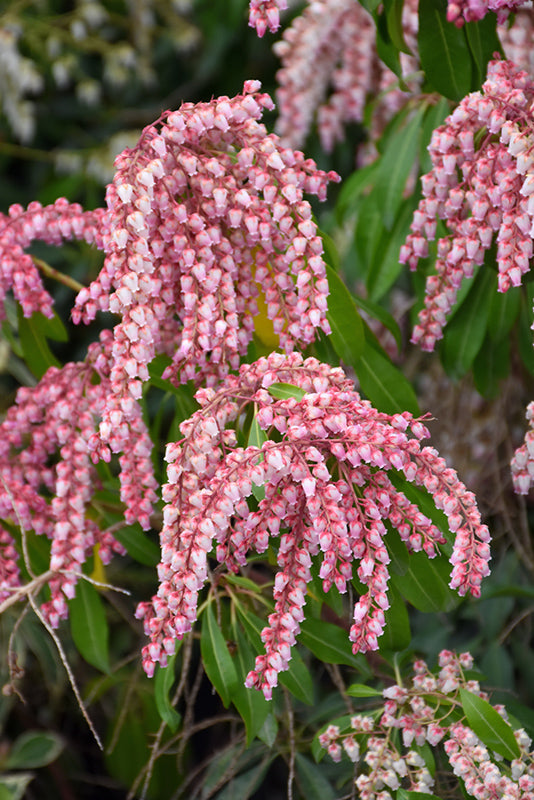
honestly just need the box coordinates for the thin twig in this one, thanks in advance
[32,256,85,294]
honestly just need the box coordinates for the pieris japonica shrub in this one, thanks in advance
[0,1,534,799]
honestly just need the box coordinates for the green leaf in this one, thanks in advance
[257,713,278,748]
[381,585,411,652]
[295,753,337,800]
[299,618,363,668]
[154,652,182,732]
[472,335,509,398]
[375,10,403,77]
[418,0,472,101]
[113,525,160,567]
[392,552,460,612]
[324,264,365,368]
[5,731,63,769]
[267,383,307,401]
[200,603,238,707]
[17,308,63,379]
[231,625,271,744]
[366,201,416,303]
[518,292,534,375]
[353,294,403,350]
[346,683,383,698]
[336,161,380,222]
[0,775,33,800]
[464,14,503,89]
[247,406,267,501]
[440,267,496,379]
[487,285,521,342]
[368,106,426,230]
[355,333,420,415]
[69,579,110,673]
[459,689,520,760]
[384,0,412,52]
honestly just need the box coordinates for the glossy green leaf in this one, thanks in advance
[369,106,425,230]
[418,0,472,100]
[299,618,363,668]
[295,753,337,800]
[336,160,380,222]
[473,335,509,398]
[5,731,63,769]
[375,10,403,77]
[231,625,271,744]
[214,759,272,800]
[355,334,420,415]
[113,524,160,567]
[487,285,521,342]
[440,267,496,379]
[381,585,411,652]
[69,579,110,673]
[392,552,459,612]
[459,689,520,760]
[464,14,503,88]
[17,308,62,379]
[267,382,307,401]
[247,405,267,501]
[346,683,383,698]
[353,294,402,350]
[384,0,412,52]
[154,652,181,732]
[366,200,415,303]
[200,603,238,707]
[325,263,365,368]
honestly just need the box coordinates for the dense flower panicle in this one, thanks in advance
[446,0,527,26]
[401,59,534,352]
[248,0,288,36]
[136,353,490,696]
[321,651,534,800]
[0,331,157,627]
[72,82,338,464]
[272,0,419,153]
[0,198,106,319]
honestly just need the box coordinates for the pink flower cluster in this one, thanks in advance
[0,198,105,319]
[401,59,534,351]
[248,0,288,36]
[0,330,157,626]
[321,650,534,800]
[271,0,419,153]
[72,81,337,468]
[136,352,490,697]
[446,0,527,26]
[0,84,340,631]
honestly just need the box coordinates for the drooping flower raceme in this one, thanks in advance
[271,0,419,153]
[136,352,490,697]
[0,197,106,320]
[0,331,157,626]
[401,59,534,351]
[72,81,338,472]
[320,650,534,800]
[0,84,338,624]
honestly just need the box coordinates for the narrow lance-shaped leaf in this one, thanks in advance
[459,688,520,760]
[200,602,238,708]
[69,579,110,673]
